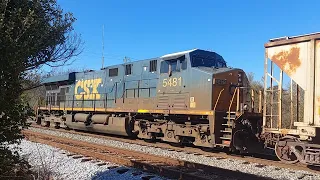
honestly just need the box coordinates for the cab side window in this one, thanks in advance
[170,60,177,72]
[160,60,178,74]
[160,55,187,74]
[181,58,187,70]
[160,61,169,73]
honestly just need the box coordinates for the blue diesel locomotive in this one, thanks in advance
[37,49,261,152]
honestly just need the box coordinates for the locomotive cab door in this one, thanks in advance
[157,55,188,110]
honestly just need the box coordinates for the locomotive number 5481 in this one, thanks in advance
[163,77,182,87]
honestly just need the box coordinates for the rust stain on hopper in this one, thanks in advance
[271,46,301,76]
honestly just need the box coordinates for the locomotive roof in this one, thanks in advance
[41,74,69,84]
[41,48,224,85]
[161,48,197,59]
[41,72,76,85]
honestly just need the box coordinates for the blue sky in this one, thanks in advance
[56,0,320,80]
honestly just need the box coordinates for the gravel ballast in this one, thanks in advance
[10,139,167,180]
[29,127,320,180]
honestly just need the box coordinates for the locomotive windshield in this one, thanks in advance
[191,55,227,68]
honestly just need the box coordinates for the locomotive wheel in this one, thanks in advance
[233,129,253,153]
[144,132,156,143]
[275,137,299,164]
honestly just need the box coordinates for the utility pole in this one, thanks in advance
[101,24,105,69]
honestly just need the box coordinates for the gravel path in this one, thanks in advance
[29,127,320,180]
[9,139,168,180]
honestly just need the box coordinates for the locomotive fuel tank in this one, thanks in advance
[65,114,133,136]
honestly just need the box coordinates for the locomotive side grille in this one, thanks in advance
[172,95,187,109]
[157,95,169,109]
[149,60,157,72]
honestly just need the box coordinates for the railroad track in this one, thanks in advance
[23,130,272,180]
[27,123,320,175]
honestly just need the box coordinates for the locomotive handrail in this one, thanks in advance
[228,87,239,124]
[229,86,263,113]
[213,88,224,111]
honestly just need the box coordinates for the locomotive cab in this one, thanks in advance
[156,49,252,113]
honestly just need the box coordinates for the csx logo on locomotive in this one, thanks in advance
[74,78,102,100]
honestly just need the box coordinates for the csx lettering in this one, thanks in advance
[74,78,102,100]
[163,77,182,87]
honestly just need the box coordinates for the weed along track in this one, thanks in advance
[23,130,275,180]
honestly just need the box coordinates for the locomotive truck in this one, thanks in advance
[36,32,320,166]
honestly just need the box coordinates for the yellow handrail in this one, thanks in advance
[236,87,240,111]
[213,88,224,111]
[228,87,239,123]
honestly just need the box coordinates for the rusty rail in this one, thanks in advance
[23,130,272,180]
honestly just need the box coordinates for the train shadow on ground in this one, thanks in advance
[307,165,320,171]
[91,166,166,180]
[91,161,276,180]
